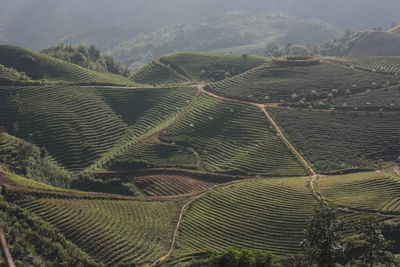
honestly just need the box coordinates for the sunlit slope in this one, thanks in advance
[174,177,317,259]
[160,52,268,81]
[316,171,400,211]
[21,198,181,266]
[158,94,307,176]
[207,59,397,103]
[0,45,137,85]
[269,108,400,173]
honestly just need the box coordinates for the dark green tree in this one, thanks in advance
[301,202,344,267]
[349,215,395,267]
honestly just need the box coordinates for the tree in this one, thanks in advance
[264,42,282,58]
[301,202,344,267]
[348,215,395,267]
[209,248,280,267]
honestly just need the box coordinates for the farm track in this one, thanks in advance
[145,178,259,267]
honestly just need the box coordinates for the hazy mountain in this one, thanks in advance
[1,0,399,49]
[106,13,337,69]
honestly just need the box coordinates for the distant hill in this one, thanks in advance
[388,24,400,33]
[107,13,337,69]
[349,31,400,57]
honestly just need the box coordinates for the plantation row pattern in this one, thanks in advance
[21,198,181,266]
[160,94,307,176]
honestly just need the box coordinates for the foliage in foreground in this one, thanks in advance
[0,197,101,267]
[41,43,131,77]
[302,202,397,267]
[180,248,282,267]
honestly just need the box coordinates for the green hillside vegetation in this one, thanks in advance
[160,52,268,81]
[316,171,400,211]
[159,94,306,176]
[0,64,38,85]
[0,86,197,172]
[269,108,400,173]
[110,141,199,170]
[131,60,186,85]
[0,86,129,170]
[41,43,131,77]
[345,56,400,75]
[1,48,400,266]
[21,198,182,266]
[313,85,400,110]
[207,60,396,103]
[131,174,216,197]
[0,198,101,267]
[172,177,318,261]
[0,132,73,188]
[93,87,197,170]
[0,45,136,85]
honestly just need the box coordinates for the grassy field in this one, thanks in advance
[160,52,268,81]
[173,177,317,260]
[160,94,307,176]
[20,198,182,266]
[207,60,396,103]
[269,108,400,173]
[316,171,400,211]
[0,45,137,85]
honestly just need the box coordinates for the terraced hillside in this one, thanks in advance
[313,85,400,111]
[21,198,182,266]
[172,177,318,261]
[207,59,397,103]
[0,86,198,171]
[1,50,400,266]
[269,108,400,173]
[0,64,37,85]
[131,174,216,197]
[316,171,400,211]
[344,56,400,75]
[131,61,186,85]
[0,86,129,170]
[160,94,307,176]
[0,45,137,85]
[93,87,198,170]
[160,52,268,82]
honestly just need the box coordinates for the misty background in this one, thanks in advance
[1,0,399,68]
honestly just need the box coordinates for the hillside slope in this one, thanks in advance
[349,31,400,57]
[0,45,136,85]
